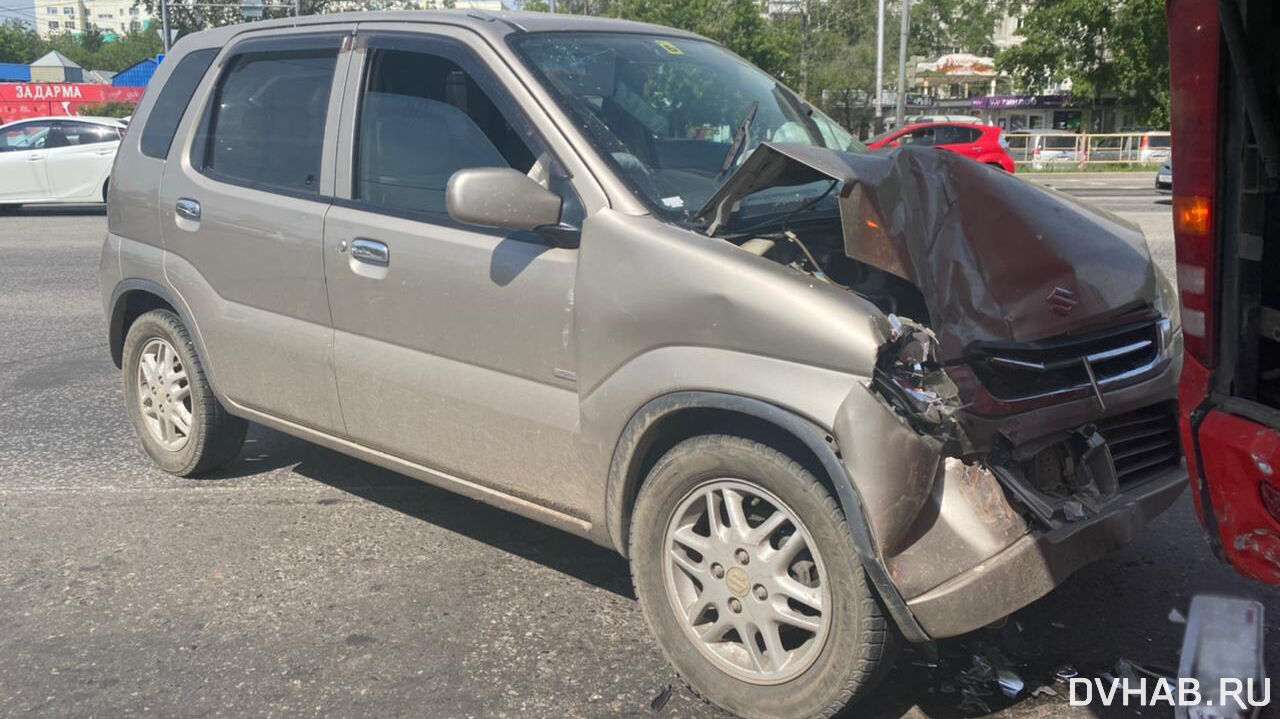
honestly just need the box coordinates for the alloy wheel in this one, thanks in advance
[136,337,193,451]
[662,479,832,685]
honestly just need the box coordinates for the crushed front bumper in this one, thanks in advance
[833,351,1185,639]
[906,464,1186,637]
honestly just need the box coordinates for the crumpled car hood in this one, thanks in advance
[698,143,1160,360]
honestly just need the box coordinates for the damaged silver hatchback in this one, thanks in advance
[100,12,1185,719]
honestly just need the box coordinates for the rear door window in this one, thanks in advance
[140,48,217,159]
[54,122,119,145]
[196,46,338,194]
[934,126,981,144]
[900,127,936,146]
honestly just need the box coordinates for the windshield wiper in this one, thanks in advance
[718,100,759,178]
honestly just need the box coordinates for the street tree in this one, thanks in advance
[0,19,44,65]
[909,0,1012,57]
[996,0,1170,126]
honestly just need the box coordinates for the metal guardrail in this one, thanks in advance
[1004,131,1171,168]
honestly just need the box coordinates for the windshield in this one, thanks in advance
[511,32,865,223]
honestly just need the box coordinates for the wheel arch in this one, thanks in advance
[605,390,929,642]
[107,280,214,388]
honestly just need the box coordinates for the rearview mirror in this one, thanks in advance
[447,167,565,237]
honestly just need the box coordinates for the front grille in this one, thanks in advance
[1096,403,1181,484]
[969,322,1161,400]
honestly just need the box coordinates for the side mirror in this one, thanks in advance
[447,167,573,245]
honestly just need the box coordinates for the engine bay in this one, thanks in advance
[729,222,932,326]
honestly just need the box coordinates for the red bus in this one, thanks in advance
[1168,0,1280,584]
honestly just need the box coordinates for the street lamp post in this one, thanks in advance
[894,0,909,128]
[160,0,171,52]
[874,0,884,123]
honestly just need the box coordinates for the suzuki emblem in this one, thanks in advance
[1046,286,1078,315]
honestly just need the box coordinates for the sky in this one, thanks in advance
[0,2,36,24]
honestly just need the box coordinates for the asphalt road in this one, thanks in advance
[0,174,1273,719]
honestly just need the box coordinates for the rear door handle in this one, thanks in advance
[350,238,389,266]
[27,154,43,161]
[175,198,201,222]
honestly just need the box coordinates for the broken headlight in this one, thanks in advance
[873,314,960,434]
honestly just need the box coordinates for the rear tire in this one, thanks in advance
[630,435,897,719]
[122,309,247,476]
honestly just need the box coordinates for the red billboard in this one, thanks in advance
[0,83,146,124]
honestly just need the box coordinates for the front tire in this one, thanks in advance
[122,309,247,476]
[630,435,896,719]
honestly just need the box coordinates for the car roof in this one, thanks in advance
[0,116,125,129]
[900,122,991,130]
[186,9,708,43]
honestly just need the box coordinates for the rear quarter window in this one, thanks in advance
[139,48,218,159]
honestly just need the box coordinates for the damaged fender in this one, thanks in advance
[833,321,1030,600]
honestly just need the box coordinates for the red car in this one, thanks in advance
[1168,0,1280,585]
[866,122,1016,172]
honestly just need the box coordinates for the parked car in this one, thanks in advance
[0,116,125,211]
[1155,159,1172,193]
[1003,129,1084,166]
[1169,0,1280,585]
[101,14,1185,719]
[866,122,1016,172]
[1086,132,1172,164]
[1136,131,1172,163]
[1086,134,1127,162]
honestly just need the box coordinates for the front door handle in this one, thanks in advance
[175,198,201,222]
[27,154,43,161]
[350,238,389,266]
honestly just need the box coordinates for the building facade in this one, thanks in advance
[34,0,153,37]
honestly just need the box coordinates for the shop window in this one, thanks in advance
[1052,111,1082,131]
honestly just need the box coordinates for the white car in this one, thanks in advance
[0,116,126,211]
